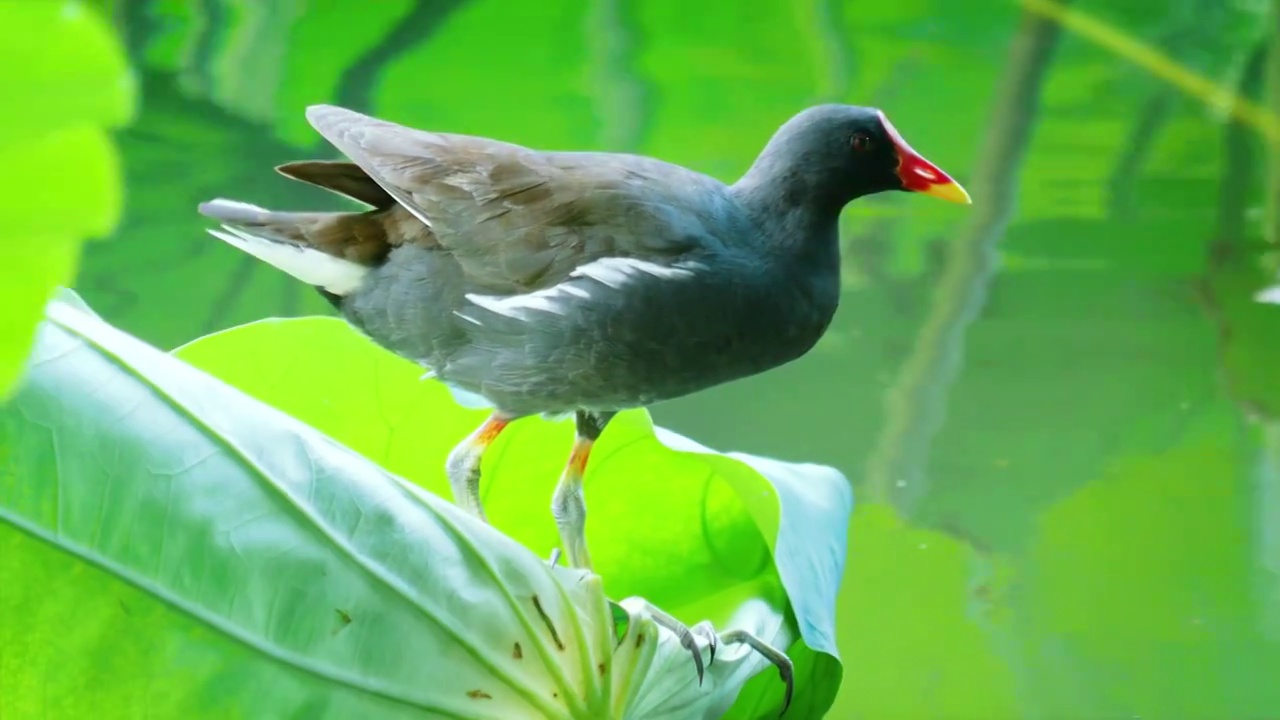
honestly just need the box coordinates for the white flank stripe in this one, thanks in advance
[452,310,484,326]
[463,293,535,321]
[462,256,700,322]
[570,256,698,287]
[571,261,632,289]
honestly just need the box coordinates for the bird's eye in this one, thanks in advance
[851,133,871,153]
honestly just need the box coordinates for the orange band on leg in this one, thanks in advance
[567,437,594,477]
[474,415,511,448]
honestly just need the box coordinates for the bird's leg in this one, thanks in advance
[550,410,615,571]
[444,412,514,522]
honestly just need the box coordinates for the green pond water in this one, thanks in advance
[75,0,1280,717]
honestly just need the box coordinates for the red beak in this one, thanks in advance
[877,110,971,205]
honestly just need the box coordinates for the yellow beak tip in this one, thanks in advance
[920,181,972,205]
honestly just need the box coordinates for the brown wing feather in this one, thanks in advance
[303,104,724,293]
[276,160,395,208]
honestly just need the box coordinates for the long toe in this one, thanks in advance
[718,629,794,715]
[632,600,706,685]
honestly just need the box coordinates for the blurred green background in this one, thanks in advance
[40,0,1280,716]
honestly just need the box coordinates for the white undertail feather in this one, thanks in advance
[202,200,368,295]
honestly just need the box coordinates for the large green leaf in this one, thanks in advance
[0,296,815,719]
[0,0,134,397]
[174,316,851,718]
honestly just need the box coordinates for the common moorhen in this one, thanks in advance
[198,103,969,704]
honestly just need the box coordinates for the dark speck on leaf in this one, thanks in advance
[513,642,523,659]
[466,690,492,700]
[635,632,645,649]
[333,609,353,634]
[531,594,565,650]
[598,662,606,677]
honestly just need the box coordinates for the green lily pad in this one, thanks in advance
[175,315,851,717]
[0,295,814,719]
[0,0,134,397]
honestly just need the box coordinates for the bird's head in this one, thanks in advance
[750,104,972,209]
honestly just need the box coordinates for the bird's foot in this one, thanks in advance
[624,599,712,686]
[624,599,794,714]
[715,628,794,715]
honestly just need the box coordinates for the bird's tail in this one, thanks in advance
[197,198,372,296]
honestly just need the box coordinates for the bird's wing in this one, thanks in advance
[304,104,729,293]
[275,160,396,208]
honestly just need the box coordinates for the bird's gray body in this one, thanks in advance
[344,219,839,417]
[197,104,961,696]
[197,104,897,417]
[334,140,842,415]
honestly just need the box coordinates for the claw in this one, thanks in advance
[618,599,792,714]
[719,629,794,715]
[636,602,706,685]
[690,620,718,666]
[667,617,706,685]
[547,548,562,568]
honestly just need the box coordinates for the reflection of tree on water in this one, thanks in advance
[588,0,651,153]
[864,4,1070,513]
[1105,0,1248,219]
[333,0,470,113]
[1199,36,1279,422]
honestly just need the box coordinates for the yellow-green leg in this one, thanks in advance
[550,410,615,571]
[444,412,513,521]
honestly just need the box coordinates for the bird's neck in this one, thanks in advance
[731,162,844,268]
[727,174,843,349]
